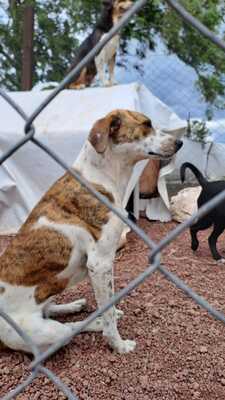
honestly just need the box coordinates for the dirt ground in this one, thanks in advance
[0,219,225,400]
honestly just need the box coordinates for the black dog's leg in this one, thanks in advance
[126,190,134,214]
[190,219,211,251]
[190,227,199,251]
[208,224,224,261]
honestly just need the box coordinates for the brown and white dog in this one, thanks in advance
[0,110,182,353]
[69,0,132,89]
[95,0,132,86]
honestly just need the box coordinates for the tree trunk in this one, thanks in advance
[21,5,34,91]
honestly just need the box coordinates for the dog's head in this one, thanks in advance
[89,109,183,163]
[113,0,133,22]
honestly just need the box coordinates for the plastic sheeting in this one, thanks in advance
[0,82,186,233]
[170,138,225,182]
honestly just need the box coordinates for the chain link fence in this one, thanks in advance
[0,0,225,398]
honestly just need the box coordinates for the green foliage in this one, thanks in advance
[0,0,81,89]
[0,0,224,113]
[0,0,23,89]
[186,117,210,144]
[158,0,225,108]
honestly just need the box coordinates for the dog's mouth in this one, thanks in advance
[147,151,173,160]
[147,140,183,159]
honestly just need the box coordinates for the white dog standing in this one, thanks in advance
[0,109,182,353]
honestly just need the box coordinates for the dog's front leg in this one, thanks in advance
[87,255,136,353]
[95,55,106,87]
[108,54,117,86]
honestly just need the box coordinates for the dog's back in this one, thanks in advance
[181,162,223,208]
[180,162,225,210]
[180,162,225,260]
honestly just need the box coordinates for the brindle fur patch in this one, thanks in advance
[0,228,71,302]
[21,171,114,240]
[109,110,153,145]
[0,172,114,303]
[35,277,69,304]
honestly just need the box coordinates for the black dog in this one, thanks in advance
[181,162,225,261]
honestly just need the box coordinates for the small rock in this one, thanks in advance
[139,375,148,389]
[108,370,117,380]
[133,308,142,316]
[152,327,159,334]
[168,299,176,307]
[193,391,201,398]
[151,310,161,319]
[188,309,198,316]
[108,355,117,363]
[192,382,199,390]
[199,346,208,354]
[102,368,107,375]
[62,377,71,385]
[3,367,10,375]
[145,302,154,309]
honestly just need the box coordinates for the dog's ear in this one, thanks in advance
[89,114,121,153]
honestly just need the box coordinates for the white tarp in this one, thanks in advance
[169,138,225,182]
[0,82,186,233]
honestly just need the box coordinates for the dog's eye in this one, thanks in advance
[143,120,152,128]
[110,116,121,134]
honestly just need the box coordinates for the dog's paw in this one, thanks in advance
[104,80,117,87]
[191,243,199,251]
[217,258,225,264]
[115,308,124,320]
[115,339,136,354]
[74,298,87,310]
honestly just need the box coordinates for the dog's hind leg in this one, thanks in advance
[43,298,87,318]
[208,224,224,261]
[190,219,211,251]
[190,226,199,251]
[3,313,104,353]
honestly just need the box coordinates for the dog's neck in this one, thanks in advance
[73,141,133,203]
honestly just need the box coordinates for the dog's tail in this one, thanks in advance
[180,162,207,187]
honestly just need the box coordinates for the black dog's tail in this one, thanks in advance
[180,162,207,187]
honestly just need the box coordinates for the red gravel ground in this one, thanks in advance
[0,219,225,400]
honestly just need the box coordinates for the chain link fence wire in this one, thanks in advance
[117,0,225,153]
[0,0,225,398]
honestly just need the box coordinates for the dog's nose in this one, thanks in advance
[175,139,183,152]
